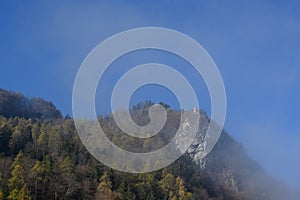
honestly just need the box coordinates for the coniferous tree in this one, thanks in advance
[8,152,31,200]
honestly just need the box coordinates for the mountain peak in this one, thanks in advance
[0,88,62,120]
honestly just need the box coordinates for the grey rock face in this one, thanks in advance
[175,110,240,191]
[176,110,210,169]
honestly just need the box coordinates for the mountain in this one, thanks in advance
[0,90,298,199]
[0,88,62,120]
[123,102,298,199]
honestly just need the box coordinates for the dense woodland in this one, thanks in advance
[0,88,298,200]
[0,88,62,120]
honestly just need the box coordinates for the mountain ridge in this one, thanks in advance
[0,88,298,199]
[0,88,62,120]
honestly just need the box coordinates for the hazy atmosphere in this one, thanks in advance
[1,0,300,193]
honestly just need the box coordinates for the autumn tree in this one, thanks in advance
[57,156,79,199]
[8,152,31,200]
[95,172,120,200]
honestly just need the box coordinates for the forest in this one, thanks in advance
[0,89,297,200]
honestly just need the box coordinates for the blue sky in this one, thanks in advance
[1,1,300,188]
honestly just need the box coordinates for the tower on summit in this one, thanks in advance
[193,105,197,113]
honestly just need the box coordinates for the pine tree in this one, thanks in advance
[176,177,194,200]
[95,172,120,200]
[8,152,31,200]
[0,190,4,200]
[57,156,79,199]
[158,173,177,199]
[96,172,113,199]
[30,161,43,200]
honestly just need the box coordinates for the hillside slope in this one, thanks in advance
[0,90,297,199]
[0,88,62,120]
